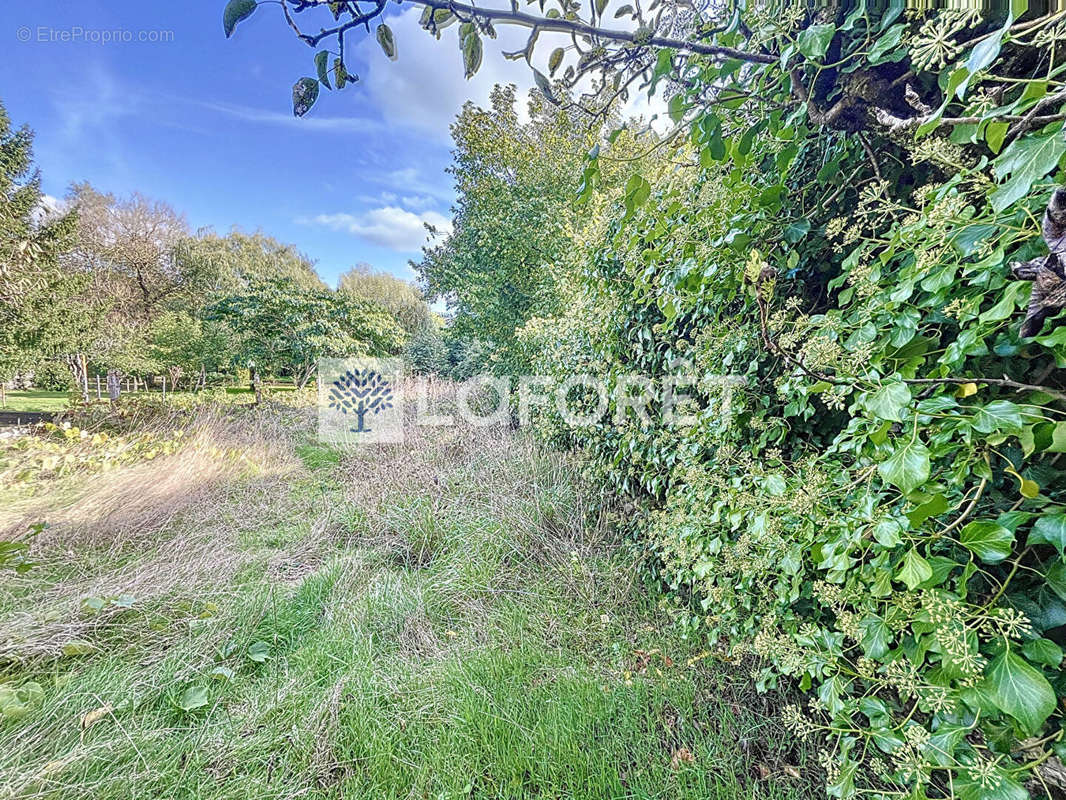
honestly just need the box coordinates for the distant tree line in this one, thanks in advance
[0,99,452,398]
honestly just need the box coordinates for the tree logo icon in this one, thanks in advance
[327,368,394,433]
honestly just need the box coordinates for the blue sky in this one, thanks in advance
[1,0,539,285]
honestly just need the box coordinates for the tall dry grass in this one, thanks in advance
[0,404,309,666]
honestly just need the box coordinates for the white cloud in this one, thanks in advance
[301,206,453,252]
[349,6,669,140]
[356,6,534,139]
[201,100,383,133]
[30,194,64,226]
[401,194,435,210]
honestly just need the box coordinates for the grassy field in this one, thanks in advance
[0,385,298,414]
[1,391,71,414]
[0,388,813,799]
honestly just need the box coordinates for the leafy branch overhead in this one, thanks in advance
[224,0,1066,186]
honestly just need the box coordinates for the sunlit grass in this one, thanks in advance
[0,396,815,799]
[1,391,70,414]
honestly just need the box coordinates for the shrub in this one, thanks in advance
[405,323,447,375]
[31,361,74,392]
[525,41,1066,800]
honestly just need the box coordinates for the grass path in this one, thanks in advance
[0,400,813,799]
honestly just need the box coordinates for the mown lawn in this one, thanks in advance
[0,392,814,799]
[0,385,298,414]
[1,390,71,413]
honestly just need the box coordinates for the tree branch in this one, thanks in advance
[902,376,1066,404]
[285,0,777,62]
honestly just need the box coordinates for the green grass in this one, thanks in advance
[1,390,70,413]
[0,385,298,414]
[0,403,814,799]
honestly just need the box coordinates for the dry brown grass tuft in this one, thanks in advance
[1,407,306,551]
[0,405,311,666]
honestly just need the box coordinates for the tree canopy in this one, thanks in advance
[207,277,405,387]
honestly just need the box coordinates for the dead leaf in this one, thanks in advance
[757,764,771,780]
[783,765,801,779]
[80,704,113,730]
[670,747,696,769]
[686,650,710,666]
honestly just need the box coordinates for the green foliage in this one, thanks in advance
[0,100,88,375]
[222,0,257,37]
[337,263,433,336]
[207,278,404,387]
[31,360,74,392]
[404,322,447,375]
[147,311,233,387]
[514,9,1066,798]
[416,85,590,374]
[173,229,325,296]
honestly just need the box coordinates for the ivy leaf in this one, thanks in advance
[247,640,270,663]
[907,494,948,527]
[960,520,1014,564]
[879,439,930,493]
[986,120,1009,154]
[973,400,1023,434]
[178,685,209,712]
[1029,513,1066,555]
[376,23,398,61]
[873,518,903,547]
[1046,558,1066,600]
[796,24,835,61]
[957,11,1013,99]
[978,280,1027,323]
[957,770,1028,800]
[1005,467,1039,499]
[782,219,810,243]
[859,615,892,658]
[223,0,257,38]
[990,125,1066,212]
[1022,638,1063,668]
[292,77,319,117]
[865,381,912,422]
[897,548,933,590]
[867,23,905,64]
[315,50,331,90]
[1029,421,1066,454]
[985,650,1056,735]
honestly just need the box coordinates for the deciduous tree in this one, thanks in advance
[207,278,405,388]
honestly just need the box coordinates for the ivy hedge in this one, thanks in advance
[520,6,1066,798]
